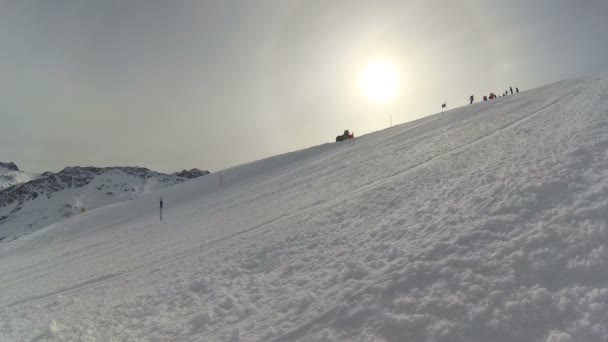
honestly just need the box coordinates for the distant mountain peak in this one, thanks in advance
[0,162,34,191]
[0,162,19,171]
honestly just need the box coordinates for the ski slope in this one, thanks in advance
[2,75,608,341]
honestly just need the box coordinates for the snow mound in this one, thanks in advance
[2,75,608,341]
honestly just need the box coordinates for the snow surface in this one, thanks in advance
[2,75,608,341]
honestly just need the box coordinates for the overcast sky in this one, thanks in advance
[1,0,607,173]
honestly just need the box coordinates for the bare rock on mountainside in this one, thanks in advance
[0,162,19,171]
[173,168,210,179]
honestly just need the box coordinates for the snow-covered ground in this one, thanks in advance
[2,74,608,341]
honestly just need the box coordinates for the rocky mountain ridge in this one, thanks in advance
[0,163,210,240]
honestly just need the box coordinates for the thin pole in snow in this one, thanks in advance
[160,196,163,221]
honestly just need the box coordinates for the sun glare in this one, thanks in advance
[359,61,400,103]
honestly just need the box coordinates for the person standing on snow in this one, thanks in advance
[469,95,474,104]
[516,87,519,93]
[510,86,513,95]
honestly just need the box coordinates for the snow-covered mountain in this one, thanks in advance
[0,166,209,239]
[3,74,608,341]
[0,162,37,191]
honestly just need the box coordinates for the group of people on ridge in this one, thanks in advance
[469,86,520,104]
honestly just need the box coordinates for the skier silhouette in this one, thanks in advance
[510,86,513,95]
[469,95,474,104]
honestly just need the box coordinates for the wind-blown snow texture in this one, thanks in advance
[2,75,608,341]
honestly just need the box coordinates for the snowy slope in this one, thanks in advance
[0,166,209,240]
[0,162,37,191]
[2,75,608,341]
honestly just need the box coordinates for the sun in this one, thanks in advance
[359,60,400,103]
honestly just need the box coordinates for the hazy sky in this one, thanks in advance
[1,0,607,173]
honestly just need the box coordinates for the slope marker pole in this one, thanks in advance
[159,196,163,221]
